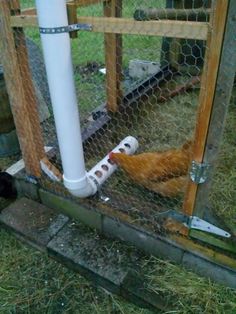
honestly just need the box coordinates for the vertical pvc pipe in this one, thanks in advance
[35,0,94,196]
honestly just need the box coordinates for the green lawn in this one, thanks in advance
[0,218,236,313]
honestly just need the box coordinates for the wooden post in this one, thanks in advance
[182,0,230,217]
[184,0,236,218]
[103,0,123,112]
[9,0,45,162]
[0,1,42,176]
[67,1,78,39]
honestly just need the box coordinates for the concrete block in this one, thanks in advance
[47,222,131,294]
[15,178,39,201]
[129,59,161,80]
[183,252,236,289]
[39,189,102,231]
[0,197,69,251]
[103,216,183,263]
[121,271,169,311]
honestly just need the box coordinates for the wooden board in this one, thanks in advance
[10,15,209,40]
[74,0,106,7]
[182,0,229,216]
[10,0,45,161]
[0,2,41,176]
[191,0,236,219]
[21,7,36,15]
[103,0,123,112]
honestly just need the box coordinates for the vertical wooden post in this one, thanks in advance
[9,0,45,161]
[0,1,42,176]
[67,1,78,39]
[103,0,123,112]
[184,0,236,218]
[182,0,230,217]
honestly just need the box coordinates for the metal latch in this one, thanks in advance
[39,23,92,34]
[190,161,210,184]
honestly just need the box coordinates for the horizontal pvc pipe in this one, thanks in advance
[88,136,139,186]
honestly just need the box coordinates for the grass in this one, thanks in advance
[0,227,152,314]
[142,257,236,314]
[0,221,236,313]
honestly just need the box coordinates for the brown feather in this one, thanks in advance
[110,141,192,197]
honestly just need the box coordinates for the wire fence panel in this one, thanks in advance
[1,0,234,241]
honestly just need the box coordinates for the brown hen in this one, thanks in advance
[109,140,192,197]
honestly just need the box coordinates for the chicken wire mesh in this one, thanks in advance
[1,0,235,239]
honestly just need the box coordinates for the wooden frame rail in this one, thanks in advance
[10,16,209,40]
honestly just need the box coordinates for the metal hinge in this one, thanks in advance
[190,161,210,184]
[158,210,231,238]
[39,23,92,34]
[188,216,231,238]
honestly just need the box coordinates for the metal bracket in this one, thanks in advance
[189,216,231,238]
[157,210,231,238]
[190,161,210,184]
[39,23,92,34]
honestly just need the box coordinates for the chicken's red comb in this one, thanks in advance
[108,151,114,160]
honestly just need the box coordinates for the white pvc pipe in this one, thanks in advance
[88,136,138,186]
[36,0,94,197]
[36,1,139,198]
[64,136,138,198]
